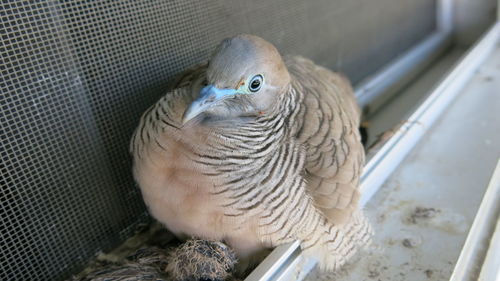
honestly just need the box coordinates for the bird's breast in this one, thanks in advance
[133,134,229,239]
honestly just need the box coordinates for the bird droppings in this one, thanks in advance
[367,269,380,278]
[376,213,386,223]
[402,239,413,248]
[403,206,468,235]
[320,185,468,281]
[407,207,439,224]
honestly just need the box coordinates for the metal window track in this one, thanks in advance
[244,19,500,281]
[450,159,500,281]
[355,0,453,109]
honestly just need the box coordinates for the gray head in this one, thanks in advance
[182,34,291,124]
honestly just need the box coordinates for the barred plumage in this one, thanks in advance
[131,34,371,272]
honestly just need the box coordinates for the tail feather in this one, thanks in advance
[302,210,372,271]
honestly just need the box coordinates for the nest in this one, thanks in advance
[68,223,241,281]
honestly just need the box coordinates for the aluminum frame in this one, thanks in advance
[355,0,453,108]
[449,159,500,281]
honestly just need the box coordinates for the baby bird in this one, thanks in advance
[131,34,371,271]
[166,239,237,281]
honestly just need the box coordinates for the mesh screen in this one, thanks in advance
[0,1,435,280]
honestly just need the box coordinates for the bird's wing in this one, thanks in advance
[286,56,365,225]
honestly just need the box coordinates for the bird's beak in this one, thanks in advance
[182,85,239,124]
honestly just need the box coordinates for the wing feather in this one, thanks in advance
[286,56,365,225]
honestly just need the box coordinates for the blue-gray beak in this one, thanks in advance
[182,85,239,124]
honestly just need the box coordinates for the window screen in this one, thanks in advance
[0,1,435,280]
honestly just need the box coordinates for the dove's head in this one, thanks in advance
[182,34,291,124]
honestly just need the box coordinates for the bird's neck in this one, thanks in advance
[194,84,296,148]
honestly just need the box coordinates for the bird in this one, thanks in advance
[130,34,372,272]
[165,239,237,281]
[70,224,238,281]
[74,263,167,281]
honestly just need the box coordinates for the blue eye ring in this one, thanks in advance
[248,74,263,92]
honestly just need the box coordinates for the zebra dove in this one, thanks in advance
[131,34,371,271]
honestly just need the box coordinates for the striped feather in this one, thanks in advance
[131,54,371,271]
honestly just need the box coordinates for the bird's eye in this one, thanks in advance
[248,75,263,92]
